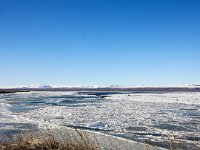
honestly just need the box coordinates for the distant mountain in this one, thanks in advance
[192,83,200,86]
[51,85,121,88]
[39,85,52,88]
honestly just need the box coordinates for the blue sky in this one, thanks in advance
[0,0,200,86]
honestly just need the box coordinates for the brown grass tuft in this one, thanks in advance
[0,129,99,150]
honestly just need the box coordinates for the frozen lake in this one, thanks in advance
[0,91,200,149]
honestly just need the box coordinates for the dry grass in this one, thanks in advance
[166,134,200,150]
[0,128,100,150]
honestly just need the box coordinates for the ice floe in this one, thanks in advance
[0,91,200,149]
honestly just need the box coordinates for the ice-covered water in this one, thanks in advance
[0,91,200,148]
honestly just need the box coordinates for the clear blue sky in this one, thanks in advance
[0,0,200,86]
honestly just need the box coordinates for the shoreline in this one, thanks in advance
[1,87,200,93]
[0,125,164,150]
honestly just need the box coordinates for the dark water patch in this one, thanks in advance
[64,104,88,107]
[45,102,61,106]
[62,99,84,104]
[0,90,29,94]
[183,111,200,120]
[180,108,199,111]
[186,136,200,141]
[167,120,178,123]
[0,129,19,139]
[50,95,96,99]
[78,92,126,97]
[54,116,64,119]
[131,132,162,137]
[8,97,46,106]
[7,98,43,112]
[64,124,113,132]
[7,95,103,109]
[125,126,148,131]
[7,98,45,112]
[30,101,44,104]
[180,121,199,126]
[9,106,35,113]
[61,99,100,104]
[1,92,111,115]
[54,96,104,107]
[99,95,109,98]
[187,112,200,117]
[151,112,168,115]
[153,123,190,131]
